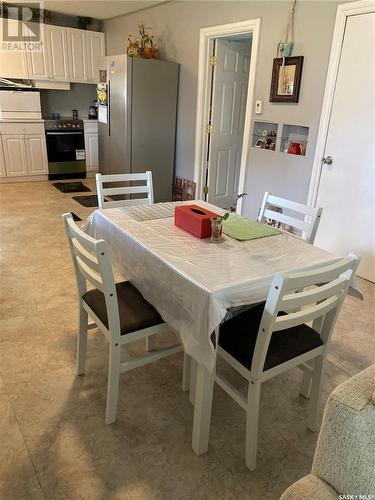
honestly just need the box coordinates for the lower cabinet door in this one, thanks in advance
[25,135,48,175]
[0,138,6,177]
[85,133,99,170]
[2,135,28,177]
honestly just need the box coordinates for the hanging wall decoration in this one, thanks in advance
[270,56,303,103]
[127,21,159,59]
[270,0,303,103]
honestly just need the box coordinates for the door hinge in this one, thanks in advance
[210,56,217,66]
[203,185,209,195]
[206,124,213,134]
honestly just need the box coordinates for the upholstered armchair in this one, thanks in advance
[280,364,375,499]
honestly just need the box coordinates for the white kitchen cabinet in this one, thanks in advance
[27,23,50,80]
[0,19,29,79]
[84,121,99,170]
[2,135,29,177]
[25,135,48,175]
[1,123,48,178]
[86,31,105,82]
[45,25,69,81]
[67,28,87,82]
[0,139,6,178]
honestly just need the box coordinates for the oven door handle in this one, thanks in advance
[46,131,83,135]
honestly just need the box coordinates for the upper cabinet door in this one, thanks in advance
[67,28,87,82]
[27,23,49,79]
[45,25,69,81]
[85,31,105,82]
[0,19,29,78]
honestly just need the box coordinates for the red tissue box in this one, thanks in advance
[174,204,219,239]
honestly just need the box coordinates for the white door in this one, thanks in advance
[0,19,29,79]
[85,31,105,82]
[85,133,99,170]
[207,38,251,208]
[315,12,375,282]
[25,135,48,175]
[45,25,69,81]
[0,139,6,177]
[27,23,49,79]
[67,28,87,82]
[2,135,28,177]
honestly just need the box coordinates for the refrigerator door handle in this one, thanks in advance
[108,80,111,137]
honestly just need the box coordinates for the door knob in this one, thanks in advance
[322,156,333,165]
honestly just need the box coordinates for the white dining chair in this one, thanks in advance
[214,255,359,471]
[95,171,154,209]
[258,192,323,244]
[62,213,184,424]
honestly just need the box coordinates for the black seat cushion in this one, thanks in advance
[83,281,163,335]
[219,302,323,371]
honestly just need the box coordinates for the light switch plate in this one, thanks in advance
[255,100,262,114]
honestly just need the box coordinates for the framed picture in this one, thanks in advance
[270,56,304,103]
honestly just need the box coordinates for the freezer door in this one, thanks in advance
[131,58,179,202]
[98,56,110,174]
[108,55,131,174]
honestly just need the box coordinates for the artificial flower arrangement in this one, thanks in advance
[127,21,159,59]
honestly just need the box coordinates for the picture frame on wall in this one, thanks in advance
[270,56,304,103]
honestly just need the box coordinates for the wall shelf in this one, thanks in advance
[280,124,309,156]
[252,121,278,151]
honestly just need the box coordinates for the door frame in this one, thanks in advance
[307,0,375,207]
[193,19,260,213]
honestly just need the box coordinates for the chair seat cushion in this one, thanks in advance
[219,302,323,371]
[83,281,163,335]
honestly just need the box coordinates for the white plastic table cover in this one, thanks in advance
[85,201,338,372]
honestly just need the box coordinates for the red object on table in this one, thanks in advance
[174,204,219,238]
[287,142,302,155]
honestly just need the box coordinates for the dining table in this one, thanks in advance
[85,199,338,456]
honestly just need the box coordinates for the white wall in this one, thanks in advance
[105,1,341,217]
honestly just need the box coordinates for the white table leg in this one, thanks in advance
[189,357,197,405]
[192,362,215,456]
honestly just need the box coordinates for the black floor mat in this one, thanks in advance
[70,212,82,221]
[53,182,91,193]
[72,195,100,207]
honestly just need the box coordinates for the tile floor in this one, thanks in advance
[0,179,374,500]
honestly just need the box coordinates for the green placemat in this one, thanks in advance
[223,213,281,241]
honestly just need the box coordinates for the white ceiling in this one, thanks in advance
[42,1,167,21]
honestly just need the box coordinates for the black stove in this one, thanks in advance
[44,119,86,180]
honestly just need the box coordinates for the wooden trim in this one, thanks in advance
[307,0,375,207]
[193,19,261,214]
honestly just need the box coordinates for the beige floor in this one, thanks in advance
[0,179,374,500]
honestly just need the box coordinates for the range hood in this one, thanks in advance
[0,77,70,91]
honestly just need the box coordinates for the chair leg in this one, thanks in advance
[146,335,156,352]
[300,360,314,398]
[182,354,191,392]
[245,380,261,471]
[189,358,197,405]
[77,304,88,376]
[106,342,121,425]
[307,355,325,432]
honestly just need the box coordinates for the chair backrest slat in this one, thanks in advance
[71,237,100,273]
[62,213,121,338]
[250,255,360,378]
[258,192,323,244]
[273,295,339,331]
[96,171,154,209]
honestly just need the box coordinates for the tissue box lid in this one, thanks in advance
[174,204,219,239]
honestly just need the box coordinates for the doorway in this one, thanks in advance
[308,2,374,282]
[193,19,260,213]
[205,35,252,208]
